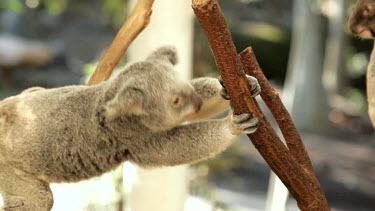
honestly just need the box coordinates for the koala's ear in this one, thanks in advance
[146,46,178,65]
[105,85,145,119]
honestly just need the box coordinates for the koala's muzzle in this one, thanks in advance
[191,93,203,112]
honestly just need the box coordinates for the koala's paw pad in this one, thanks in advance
[230,113,259,135]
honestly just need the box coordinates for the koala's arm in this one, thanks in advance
[129,113,259,167]
[186,77,229,122]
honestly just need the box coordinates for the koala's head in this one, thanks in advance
[105,46,203,132]
[349,0,375,39]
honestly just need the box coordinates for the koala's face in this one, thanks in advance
[138,63,203,131]
[349,0,375,39]
[105,46,203,132]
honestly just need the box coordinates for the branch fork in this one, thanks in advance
[192,0,330,210]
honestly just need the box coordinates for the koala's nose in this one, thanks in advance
[191,93,203,112]
[349,23,359,34]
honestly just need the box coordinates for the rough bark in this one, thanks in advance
[192,0,330,210]
[88,0,155,85]
[240,47,329,210]
[239,48,313,173]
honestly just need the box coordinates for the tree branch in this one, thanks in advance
[192,0,330,210]
[88,0,155,85]
[239,48,314,172]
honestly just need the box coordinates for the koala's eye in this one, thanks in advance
[173,97,180,106]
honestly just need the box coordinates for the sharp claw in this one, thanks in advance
[218,77,225,88]
[245,75,261,98]
[244,125,258,134]
[251,87,261,97]
[220,89,230,100]
[233,113,253,123]
[246,75,258,84]
[240,117,259,134]
[238,117,259,129]
[229,112,260,135]
[250,83,257,91]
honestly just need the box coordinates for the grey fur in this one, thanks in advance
[0,46,260,210]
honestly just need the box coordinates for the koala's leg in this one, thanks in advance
[131,111,259,167]
[188,77,230,121]
[0,166,53,211]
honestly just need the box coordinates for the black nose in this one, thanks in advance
[191,93,203,112]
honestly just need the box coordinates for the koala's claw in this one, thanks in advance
[230,113,259,135]
[247,75,261,98]
[220,89,230,100]
[233,113,252,123]
[218,75,261,100]
[218,76,230,100]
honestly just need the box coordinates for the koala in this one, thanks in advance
[348,0,375,39]
[349,0,375,127]
[0,46,260,211]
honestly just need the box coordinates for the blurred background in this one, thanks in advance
[0,0,374,210]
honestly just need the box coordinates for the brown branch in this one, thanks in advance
[88,0,155,85]
[192,0,330,210]
[240,47,329,210]
[239,48,314,173]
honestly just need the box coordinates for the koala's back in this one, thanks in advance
[0,85,111,182]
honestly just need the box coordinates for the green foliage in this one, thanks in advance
[43,0,68,15]
[347,52,369,78]
[102,0,128,29]
[82,62,98,84]
[0,0,25,13]
[0,0,68,15]
[345,88,368,112]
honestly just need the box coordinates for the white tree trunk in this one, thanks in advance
[266,1,329,210]
[282,0,329,132]
[123,1,194,211]
[265,172,288,211]
[322,0,347,96]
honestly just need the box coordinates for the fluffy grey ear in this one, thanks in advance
[105,84,145,119]
[146,46,178,65]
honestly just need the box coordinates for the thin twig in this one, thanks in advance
[88,0,155,85]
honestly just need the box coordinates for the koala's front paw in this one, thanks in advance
[218,75,261,100]
[229,112,259,135]
[246,75,261,97]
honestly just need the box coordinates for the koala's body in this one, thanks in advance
[0,46,260,210]
[349,0,375,127]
